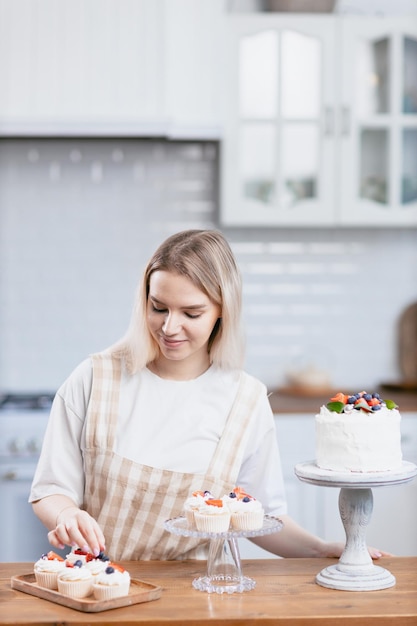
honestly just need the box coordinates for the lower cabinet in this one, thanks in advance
[239,412,417,559]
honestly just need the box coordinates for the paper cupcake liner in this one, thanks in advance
[231,510,264,531]
[194,512,231,533]
[185,508,196,528]
[34,571,60,590]
[57,577,93,598]
[92,581,130,600]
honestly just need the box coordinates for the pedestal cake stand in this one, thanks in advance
[295,460,417,591]
[164,515,283,594]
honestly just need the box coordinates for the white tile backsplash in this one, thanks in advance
[0,138,416,393]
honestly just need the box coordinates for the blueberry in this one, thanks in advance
[74,560,83,567]
[347,396,356,404]
[242,496,250,502]
[372,393,380,399]
[372,404,382,411]
[98,551,109,561]
[229,492,237,498]
[105,566,115,574]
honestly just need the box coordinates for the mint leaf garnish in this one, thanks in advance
[326,401,345,413]
[385,399,398,410]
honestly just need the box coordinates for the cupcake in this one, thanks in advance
[65,547,91,565]
[85,552,111,577]
[34,551,66,590]
[92,564,131,601]
[224,487,264,531]
[184,490,213,528]
[57,561,93,598]
[194,499,231,533]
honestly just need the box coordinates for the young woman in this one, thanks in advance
[30,229,387,561]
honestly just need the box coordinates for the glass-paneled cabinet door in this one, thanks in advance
[339,18,417,226]
[221,16,337,226]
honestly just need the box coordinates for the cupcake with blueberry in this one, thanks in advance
[92,564,131,600]
[224,487,264,531]
[57,560,93,598]
[34,551,66,590]
[85,551,111,577]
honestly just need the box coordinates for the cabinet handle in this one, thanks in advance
[323,107,335,135]
[341,106,351,135]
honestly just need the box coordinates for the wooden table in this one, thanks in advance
[1,557,417,625]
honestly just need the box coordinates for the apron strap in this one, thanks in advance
[85,352,121,449]
[207,371,264,485]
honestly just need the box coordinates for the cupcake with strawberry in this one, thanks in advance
[194,498,231,533]
[34,551,66,590]
[57,559,93,598]
[92,563,131,600]
[224,487,264,531]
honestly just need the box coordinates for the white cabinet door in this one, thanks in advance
[0,0,165,129]
[221,15,337,226]
[338,17,417,226]
[163,0,224,136]
[274,414,324,536]
[0,0,224,137]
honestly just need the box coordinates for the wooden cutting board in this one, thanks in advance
[11,573,161,613]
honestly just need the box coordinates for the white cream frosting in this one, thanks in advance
[184,491,212,511]
[58,566,93,582]
[85,559,109,575]
[222,495,263,514]
[195,501,229,515]
[34,557,65,573]
[315,404,403,472]
[94,569,130,586]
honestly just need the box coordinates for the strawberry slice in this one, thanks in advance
[110,562,125,573]
[47,550,64,561]
[233,486,252,500]
[206,499,223,507]
[330,392,349,404]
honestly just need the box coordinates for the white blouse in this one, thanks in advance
[30,359,287,517]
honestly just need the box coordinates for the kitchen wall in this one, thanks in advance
[1,138,416,393]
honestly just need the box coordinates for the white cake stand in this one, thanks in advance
[164,515,283,594]
[295,460,417,591]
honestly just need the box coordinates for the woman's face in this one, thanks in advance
[147,270,221,372]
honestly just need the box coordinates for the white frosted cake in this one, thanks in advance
[315,391,403,472]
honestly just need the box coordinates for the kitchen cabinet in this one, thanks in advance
[221,15,417,226]
[339,18,417,225]
[0,0,224,138]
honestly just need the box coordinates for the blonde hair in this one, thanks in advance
[111,230,245,373]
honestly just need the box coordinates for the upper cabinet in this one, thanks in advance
[0,0,224,138]
[339,18,417,226]
[221,15,417,227]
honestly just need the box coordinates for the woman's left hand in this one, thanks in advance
[323,541,393,559]
[368,546,393,559]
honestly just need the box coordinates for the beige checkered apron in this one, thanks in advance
[83,352,264,561]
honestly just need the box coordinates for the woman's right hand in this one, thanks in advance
[48,506,106,557]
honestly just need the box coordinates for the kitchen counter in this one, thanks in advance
[269,388,417,414]
[2,558,417,625]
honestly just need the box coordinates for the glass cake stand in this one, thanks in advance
[295,460,417,591]
[164,515,283,594]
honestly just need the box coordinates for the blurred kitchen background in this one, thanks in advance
[0,0,417,561]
